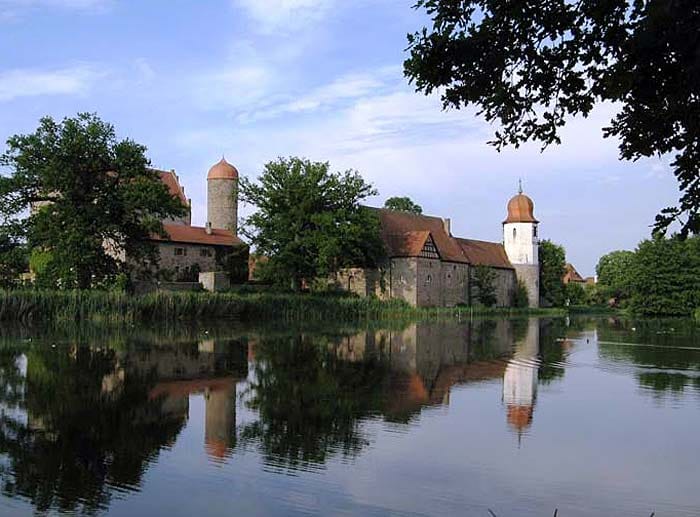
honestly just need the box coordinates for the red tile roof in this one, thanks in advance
[376,209,468,263]
[151,224,244,247]
[384,231,432,258]
[456,238,513,269]
[563,263,585,283]
[375,208,511,268]
[156,169,188,205]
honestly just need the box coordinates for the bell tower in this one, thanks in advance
[503,182,540,307]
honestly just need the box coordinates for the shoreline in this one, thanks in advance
[0,289,612,324]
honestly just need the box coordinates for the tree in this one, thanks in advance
[0,113,186,289]
[384,196,423,214]
[596,250,635,300]
[0,225,27,288]
[405,0,700,237]
[471,265,497,306]
[628,235,700,315]
[564,281,586,305]
[539,240,566,306]
[239,157,386,291]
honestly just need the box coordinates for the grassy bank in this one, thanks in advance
[0,289,569,324]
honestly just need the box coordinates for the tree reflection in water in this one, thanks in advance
[597,318,700,396]
[239,333,390,470]
[0,318,578,511]
[0,337,248,514]
[238,319,561,470]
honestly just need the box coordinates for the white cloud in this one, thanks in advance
[236,68,397,122]
[0,65,106,102]
[232,0,333,32]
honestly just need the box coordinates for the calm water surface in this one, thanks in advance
[0,316,698,516]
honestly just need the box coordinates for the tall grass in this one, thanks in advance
[0,289,567,325]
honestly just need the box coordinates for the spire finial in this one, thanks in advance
[518,178,523,194]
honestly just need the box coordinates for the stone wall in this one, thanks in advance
[439,262,470,307]
[155,242,220,275]
[513,264,540,307]
[469,267,517,307]
[415,257,443,307]
[207,178,238,232]
[199,272,231,292]
[387,258,418,306]
[335,260,516,308]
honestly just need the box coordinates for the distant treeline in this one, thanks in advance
[589,235,700,316]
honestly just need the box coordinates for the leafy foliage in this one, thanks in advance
[0,113,186,289]
[596,250,635,301]
[384,196,423,214]
[0,227,27,288]
[405,0,700,236]
[539,240,566,306]
[472,265,497,306]
[564,281,586,305]
[239,157,385,290]
[592,236,700,315]
[215,245,249,284]
[628,236,700,315]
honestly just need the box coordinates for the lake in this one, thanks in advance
[0,316,698,516]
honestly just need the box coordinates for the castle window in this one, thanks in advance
[419,235,440,259]
[533,225,538,238]
[513,228,517,239]
[426,274,432,285]
[174,247,186,256]
[200,248,212,257]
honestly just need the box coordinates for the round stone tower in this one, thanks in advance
[207,157,238,233]
[503,185,540,307]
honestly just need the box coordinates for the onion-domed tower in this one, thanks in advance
[207,157,238,233]
[503,182,540,307]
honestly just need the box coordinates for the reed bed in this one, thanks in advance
[0,289,566,325]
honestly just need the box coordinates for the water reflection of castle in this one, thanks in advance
[503,319,539,436]
[333,319,542,433]
[100,338,248,461]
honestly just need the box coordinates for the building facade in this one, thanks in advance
[135,158,247,283]
[335,190,541,308]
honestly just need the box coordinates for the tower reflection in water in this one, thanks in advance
[0,319,569,513]
[137,338,247,462]
[502,318,539,438]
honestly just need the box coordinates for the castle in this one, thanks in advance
[148,159,540,306]
[142,158,246,286]
[335,188,541,307]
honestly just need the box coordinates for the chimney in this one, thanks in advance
[443,218,451,236]
[205,221,212,235]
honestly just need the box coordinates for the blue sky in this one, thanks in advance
[0,0,680,275]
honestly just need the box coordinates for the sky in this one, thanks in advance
[0,0,681,275]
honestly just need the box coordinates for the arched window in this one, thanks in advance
[513,228,517,239]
